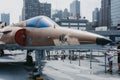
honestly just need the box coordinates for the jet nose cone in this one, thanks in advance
[96,37,112,45]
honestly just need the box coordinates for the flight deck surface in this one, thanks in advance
[0,51,120,80]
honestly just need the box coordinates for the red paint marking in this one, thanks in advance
[15,29,26,46]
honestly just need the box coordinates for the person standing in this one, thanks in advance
[115,42,120,73]
[106,49,114,72]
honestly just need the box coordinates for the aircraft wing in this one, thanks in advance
[53,35,80,46]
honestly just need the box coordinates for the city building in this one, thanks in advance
[52,10,63,21]
[57,19,89,31]
[70,0,80,19]
[111,0,120,30]
[52,8,70,21]
[19,15,22,22]
[101,0,111,29]
[92,8,99,27]
[98,8,102,26]
[0,13,10,26]
[40,3,51,18]
[62,8,70,19]
[22,0,51,20]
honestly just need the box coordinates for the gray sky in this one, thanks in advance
[0,0,101,24]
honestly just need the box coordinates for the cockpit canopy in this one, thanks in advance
[26,16,58,28]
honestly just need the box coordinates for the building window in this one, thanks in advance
[61,23,69,25]
[79,23,86,26]
[70,23,78,25]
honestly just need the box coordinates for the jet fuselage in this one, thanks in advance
[0,16,111,46]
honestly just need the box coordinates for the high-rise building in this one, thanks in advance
[63,8,70,19]
[52,8,70,21]
[22,0,51,20]
[40,3,51,18]
[1,13,10,26]
[52,10,63,21]
[101,0,111,29]
[99,8,102,26]
[19,15,22,22]
[70,0,80,19]
[111,0,120,29]
[92,8,99,27]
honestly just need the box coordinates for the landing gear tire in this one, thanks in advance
[0,49,4,57]
[25,50,34,67]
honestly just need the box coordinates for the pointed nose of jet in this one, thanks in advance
[96,37,112,45]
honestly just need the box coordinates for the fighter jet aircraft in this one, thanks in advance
[0,16,111,47]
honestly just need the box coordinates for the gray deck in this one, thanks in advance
[0,50,120,80]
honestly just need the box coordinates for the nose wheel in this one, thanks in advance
[26,50,34,66]
[0,49,4,57]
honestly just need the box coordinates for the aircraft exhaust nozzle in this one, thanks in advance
[96,37,112,45]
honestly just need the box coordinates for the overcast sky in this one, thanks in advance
[0,0,101,24]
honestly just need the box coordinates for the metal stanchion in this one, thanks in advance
[78,52,80,66]
[35,50,42,76]
[62,50,64,62]
[90,49,92,69]
[46,50,50,60]
[69,50,72,64]
[104,52,107,73]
